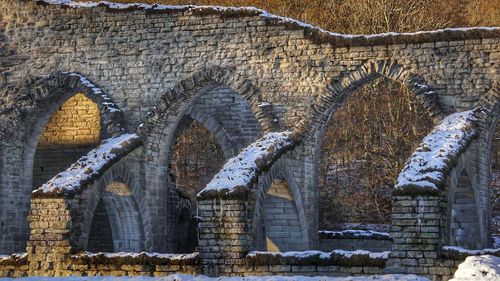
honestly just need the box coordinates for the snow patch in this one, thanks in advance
[198,131,295,196]
[0,253,26,262]
[450,255,500,281]
[34,133,141,194]
[395,109,479,192]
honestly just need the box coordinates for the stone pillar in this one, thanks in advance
[27,197,72,276]
[197,192,254,276]
[386,195,441,275]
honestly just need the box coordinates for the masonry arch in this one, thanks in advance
[138,66,276,252]
[446,166,481,249]
[489,119,500,247]
[252,157,309,252]
[0,72,124,254]
[288,60,444,248]
[79,163,144,252]
[476,87,500,247]
[304,61,442,237]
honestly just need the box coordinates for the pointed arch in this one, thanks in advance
[0,72,125,254]
[78,162,144,252]
[138,66,277,252]
[301,60,444,141]
[252,157,309,251]
[448,169,481,249]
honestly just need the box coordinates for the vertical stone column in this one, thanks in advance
[386,195,441,275]
[197,192,254,276]
[27,197,72,276]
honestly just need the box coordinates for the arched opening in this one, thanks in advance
[87,199,114,252]
[87,178,144,252]
[262,178,303,252]
[175,207,198,253]
[319,77,434,231]
[142,71,266,252]
[171,117,226,209]
[449,170,481,249]
[32,93,101,189]
[169,117,225,253]
[490,120,499,247]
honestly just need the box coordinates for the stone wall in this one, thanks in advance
[0,254,28,278]
[318,233,393,253]
[0,0,498,255]
[0,0,498,279]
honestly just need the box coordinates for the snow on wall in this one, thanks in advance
[33,133,141,196]
[395,109,479,194]
[73,251,198,260]
[198,131,297,197]
[449,255,500,281]
[0,253,27,263]
[64,72,122,114]
[319,230,391,240]
[247,250,390,260]
[38,1,500,47]
[440,246,500,260]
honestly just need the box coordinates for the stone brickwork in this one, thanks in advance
[33,93,101,189]
[263,179,302,252]
[319,235,393,253]
[386,195,442,275]
[37,94,101,147]
[0,0,498,279]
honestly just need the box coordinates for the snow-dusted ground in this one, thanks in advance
[449,255,500,281]
[0,274,430,281]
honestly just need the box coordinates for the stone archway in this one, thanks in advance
[252,157,309,251]
[293,60,443,248]
[32,93,101,190]
[80,164,144,253]
[448,169,481,249]
[0,72,124,254]
[138,66,275,252]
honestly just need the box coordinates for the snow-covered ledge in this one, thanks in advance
[69,251,199,266]
[246,250,389,267]
[440,246,500,260]
[32,133,142,197]
[394,109,479,195]
[197,131,298,199]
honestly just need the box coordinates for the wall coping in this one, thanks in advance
[37,1,500,47]
[245,250,389,267]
